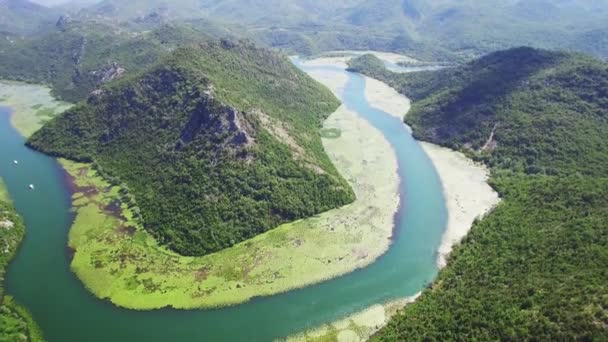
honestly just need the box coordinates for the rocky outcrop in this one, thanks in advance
[176,89,255,160]
[91,62,126,83]
[56,14,71,31]
[0,219,14,229]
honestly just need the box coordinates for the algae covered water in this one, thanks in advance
[1,64,447,341]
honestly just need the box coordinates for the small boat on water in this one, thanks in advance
[29,184,34,190]
[13,160,18,165]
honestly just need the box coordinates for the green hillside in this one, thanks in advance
[350,48,608,176]
[350,48,608,340]
[27,41,355,256]
[64,0,608,61]
[0,22,211,102]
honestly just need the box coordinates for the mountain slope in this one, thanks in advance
[350,48,608,339]
[65,0,608,61]
[27,41,355,256]
[350,48,608,176]
[0,22,211,102]
[0,0,60,34]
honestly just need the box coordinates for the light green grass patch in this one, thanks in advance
[320,128,342,139]
[0,179,9,203]
[62,104,401,310]
[0,81,72,137]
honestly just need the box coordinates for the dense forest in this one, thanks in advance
[28,41,355,256]
[0,22,214,102]
[0,184,44,342]
[350,48,608,340]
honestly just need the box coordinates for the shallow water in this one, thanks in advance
[1,63,446,341]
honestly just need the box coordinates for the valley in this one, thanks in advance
[1,1,607,341]
[1,51,455,340]
[350,48,608,340]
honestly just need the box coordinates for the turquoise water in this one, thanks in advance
[1,64,446,341]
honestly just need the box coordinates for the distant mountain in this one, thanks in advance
[27,41,355,256]
[0,22,212,102]
[59,0,608,61]
[351,48,608,340]
[0,0,61,34]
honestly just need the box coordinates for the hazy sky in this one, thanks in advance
[30,0,71,5]
[30,0,101,6]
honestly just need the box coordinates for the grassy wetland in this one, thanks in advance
[1,77,402,309]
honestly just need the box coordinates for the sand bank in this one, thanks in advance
[287,55,500,340]
[362,77,411,121]
[420,143,500,268]
[285,294,421,342]
[356,70,500,270]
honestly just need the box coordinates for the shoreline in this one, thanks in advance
[0,78,402,310]
[289,55,500,341]
[286,293,421,342]
[360,71,501,270]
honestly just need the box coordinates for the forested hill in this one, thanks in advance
[62,0,608,61]
[27,41,355,256]
[350,48,608,176]
[349,48,608,340]
[0,22,212,102]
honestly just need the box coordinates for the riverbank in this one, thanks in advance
[0,79,402,309]
[0,178,44,342]
[289,54,499,341]
[285,294,421,342]
[349,67,500,269]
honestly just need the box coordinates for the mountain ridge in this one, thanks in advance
[27,41,355,256]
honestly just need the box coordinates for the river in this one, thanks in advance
[0,62,446,341]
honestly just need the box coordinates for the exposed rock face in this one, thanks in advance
[177,95,256,154]
[72,36,86,65]
[91,62,126,83]
[56,14,71,31]
[0,219,14,229]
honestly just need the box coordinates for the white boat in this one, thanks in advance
[29,184,34,190]
[13,160,18,165]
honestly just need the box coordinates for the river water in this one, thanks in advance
[0,63,446,341]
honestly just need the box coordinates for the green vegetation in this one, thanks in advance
[0,81,72,137]
[0,22,209,102]
[350,48,608,340]
[28,41,355,256]
[0,180,44,342]
[351,48,608,176]
[0,179,9,203]
[68,0,608,61]
[58,102,399,309]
